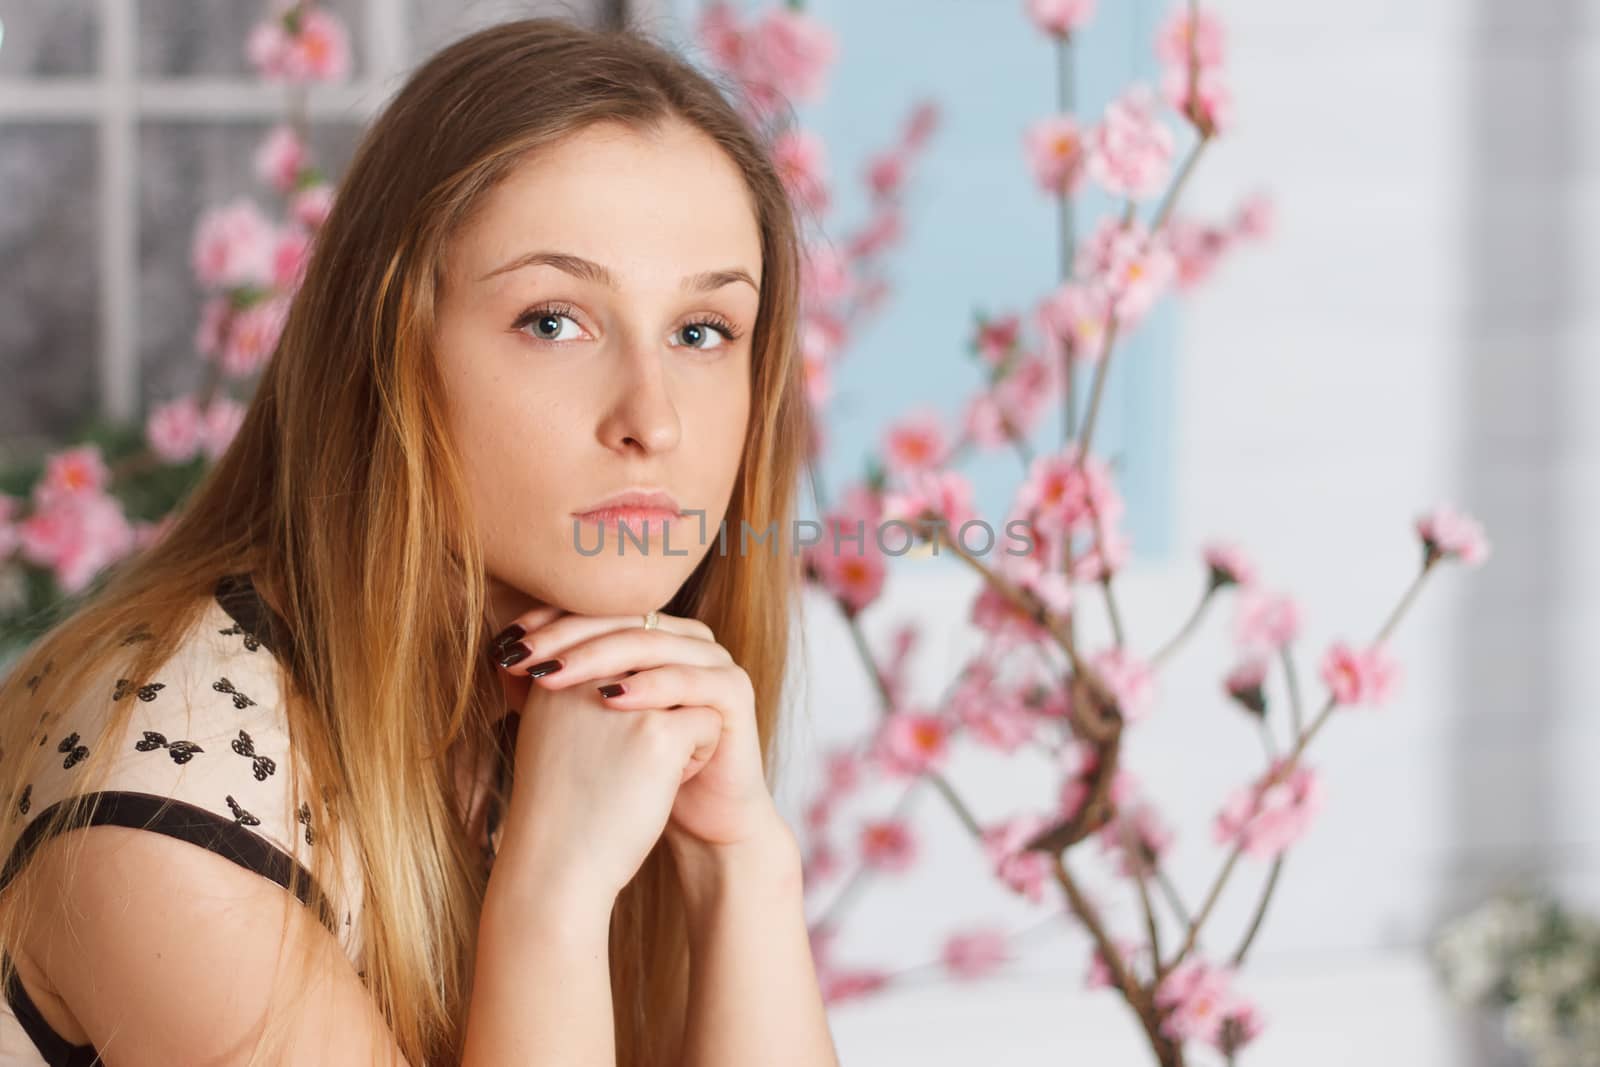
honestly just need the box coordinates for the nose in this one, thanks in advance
[595,338,682,455]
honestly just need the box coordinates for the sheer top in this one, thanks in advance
[0,574,377,1065]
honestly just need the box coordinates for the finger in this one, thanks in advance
[530,628,732,689]
[651,704,723,781]
[487,603,569,670]
[520,609,715,658]
[594,663,752,718]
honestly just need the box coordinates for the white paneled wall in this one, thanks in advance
[783,2,1596,1063]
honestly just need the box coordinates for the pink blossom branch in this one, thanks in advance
[1230,853,1284,967]
[1165,559,1440,971]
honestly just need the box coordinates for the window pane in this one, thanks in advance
[0,0,98,78]
[136,120,364,405]
[138,0,365,79]
[0,125,100,443]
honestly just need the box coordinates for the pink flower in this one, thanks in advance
[803,841,840,884]
[201,397,247,459]
[18,490,136,594]
[1416,504,1491,567]
[807,521,886,617]
[941,928,1010,979]
[865,149,908,200]
[1233,191,1275,240]
[246,6,352,84]
[1164,217,1234,289]
[1087,646,1156,722]
[750,7,836,101]
[1097,801,1174,877]
[1069,525,1133,582]
[881,469,978,543]
[1219,1000,1267,1054]
[695,1,743,70]
[846,208,904,260]
[1013,446,1124,540]
[882,409,950,478]
[1026,0,1097,37]
[1085,936,1142,989]
[772,128,830,217]
[1213,757,1323,859]
[1162,63,1233,135]
[1203,541,1256,588]
[951,664,1037,753]
[1319,640,1400,708]
[1023,115,1088,196]
[1155,958,1237,1045]
[192,199,276,290]
[1224,658,1269,716]
[194,294,231,359]
[823,746,862,795]
[801,242,854,305]
[1234,587,1301,652]
[982,813,1055,903]
[875,711,951,776]
[974,314,1022,367]
[220,296,290,378]
[1074,217,1177,323]
[1155,6,1227,70]
[859,818,918,872]
[145,395,206,464]
[253,124,306,194]
[1086,87,1175,201]
[35,445,111,506]
[271,228,312,291]
[820,969,890,1004]
[290,183,334,230]
[1038,280,1112,363]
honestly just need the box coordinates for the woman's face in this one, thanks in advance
[435,118,761,626]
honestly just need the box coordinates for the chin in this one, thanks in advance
[548,557,701,618]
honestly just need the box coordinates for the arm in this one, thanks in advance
[23,825,413,1066]
[669,813,841,1067]
[461,866,616,1066]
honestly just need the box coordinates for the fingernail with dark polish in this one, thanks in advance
[598,683,626,698]
[525,658,563,679]
[496,642,532,668]
[490,623,525,649]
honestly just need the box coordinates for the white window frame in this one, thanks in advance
[0,0,414,423]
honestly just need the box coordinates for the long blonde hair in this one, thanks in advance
[0,15,811,1066]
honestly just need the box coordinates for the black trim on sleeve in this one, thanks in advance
[0,790,343,1065]
[2,947,99,1066]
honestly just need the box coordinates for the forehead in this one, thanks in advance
[452,119,763,292]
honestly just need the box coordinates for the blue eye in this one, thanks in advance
[514,303,585,343]
[672,319,739,351]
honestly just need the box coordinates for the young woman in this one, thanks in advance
[0,15,835,1067]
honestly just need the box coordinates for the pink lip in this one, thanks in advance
[573,505,679,525]
[574,487,682,517]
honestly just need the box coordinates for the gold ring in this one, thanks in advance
[643,610,659,631]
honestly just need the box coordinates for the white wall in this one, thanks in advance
[778,1,1598,1062]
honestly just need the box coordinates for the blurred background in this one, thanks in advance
[1,0,1595,1064]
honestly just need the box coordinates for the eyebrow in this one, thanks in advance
[478,250,759,294]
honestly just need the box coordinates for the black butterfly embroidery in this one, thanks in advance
[217,622,262,652]
[119,623,155,646]
[133,731,205,765]
[296,801,315,846]
[212,677,256,710]
[231,730,276,781]
[112,678,166,702]
[56,732,89,770]
[17,784,31,817]
[225,794,260,827]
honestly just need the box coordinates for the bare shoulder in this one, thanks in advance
[15,822,409,1066]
